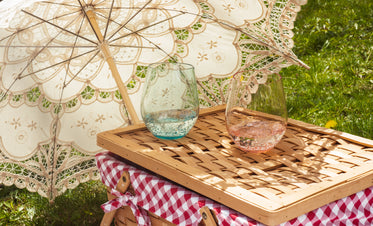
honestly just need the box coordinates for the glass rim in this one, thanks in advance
[148,62,194,70]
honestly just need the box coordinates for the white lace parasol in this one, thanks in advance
[0,0,307,200]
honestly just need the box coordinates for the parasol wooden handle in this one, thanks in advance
[85,10,141,125]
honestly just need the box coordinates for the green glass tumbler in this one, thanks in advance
[141,62,199,139]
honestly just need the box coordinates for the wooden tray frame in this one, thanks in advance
[97,105,373,225]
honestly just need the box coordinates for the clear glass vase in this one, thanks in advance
[141,62,199,140]
[225,72,287,153]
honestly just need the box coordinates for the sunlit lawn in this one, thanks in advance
[1,0,372,225]
[282,0,373,139]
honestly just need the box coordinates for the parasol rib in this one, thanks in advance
[0,9,82,43]
[95,12,176,60]
[18,48,97,79]
[109,13,184,44]
[84,9,141,125]
[107,0,153,41]
[38,1,81,8]
[21,9,98,45]
[103,0,115,40]
[64,50,101,87]
[0,45,155,49]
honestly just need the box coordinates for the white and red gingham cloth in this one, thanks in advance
[96,151,373,226]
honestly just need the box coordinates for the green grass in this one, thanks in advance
[282,0,373,139]
[1,0,372,225]
[0,181,107,225]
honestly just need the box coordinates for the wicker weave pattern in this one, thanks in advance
[98,106,373,224]
[117,112,372,197]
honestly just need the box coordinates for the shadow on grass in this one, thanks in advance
[0,180,108,226]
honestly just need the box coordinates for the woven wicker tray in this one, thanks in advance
[97,105,373,225]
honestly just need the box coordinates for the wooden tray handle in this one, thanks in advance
[199,206,218,226]
[100,171,131,226]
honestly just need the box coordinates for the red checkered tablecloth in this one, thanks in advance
[96,151,373,226]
